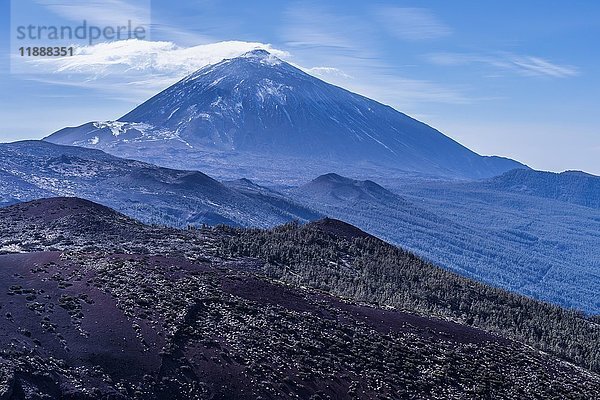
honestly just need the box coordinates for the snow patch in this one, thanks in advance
[167,107,180,120]
[208,77,225,88]
[256,79,290,104]
[211,97,224,108]
[92,121,155,137]
[93,121,127,136]
[0,244,25,253]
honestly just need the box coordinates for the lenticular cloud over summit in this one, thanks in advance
[27,39,291,93]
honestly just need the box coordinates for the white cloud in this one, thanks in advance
[426,52,578,78]
[16,38,471,109]
[19,39,290,97]
[376,7,451,41]
[52,39,289,74]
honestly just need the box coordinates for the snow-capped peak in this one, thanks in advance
[45,47,527,180]
[239,49,282,65]
[241,49,272,59]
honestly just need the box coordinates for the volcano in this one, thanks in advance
[45,49,526,181]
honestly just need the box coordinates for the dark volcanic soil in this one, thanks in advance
[0,198,599,399]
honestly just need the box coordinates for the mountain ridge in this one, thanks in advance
[0,140,320,228]
[480,168,600,208]
[300,173,402,203]
[290,171,600,313]
[2,196,600,392]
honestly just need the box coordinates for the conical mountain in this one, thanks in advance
[46,49,526,179]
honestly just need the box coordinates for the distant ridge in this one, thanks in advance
[299,173,402,203]
[307,217,373,240]
[482,168,600,208]
[0,140,320,228]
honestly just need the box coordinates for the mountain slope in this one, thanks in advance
[290,172,600,313]
[223,178,322,222]
[1,198,599,399]
[299,172,404,203]
[481,168,600,208]
[45,49,526,181]
[0,169,53,207]
[0,141,319,228]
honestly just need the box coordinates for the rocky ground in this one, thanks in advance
[0,198,599,399]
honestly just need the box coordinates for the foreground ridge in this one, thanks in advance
[0,198,599,399]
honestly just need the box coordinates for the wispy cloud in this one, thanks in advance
[282,4,375,53]
[35,0,213,45]
[36,0,151,27]
[48,40,288,74]
[302,67,352,79]
[333,74,470,107]
[509,56,579,78]
[280,4,467,108]
[375,7,451,41]
[17,35,470,108]
[19,39,289,98]
[427,52,579,78]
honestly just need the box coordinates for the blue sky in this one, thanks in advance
[0,0,598,174]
